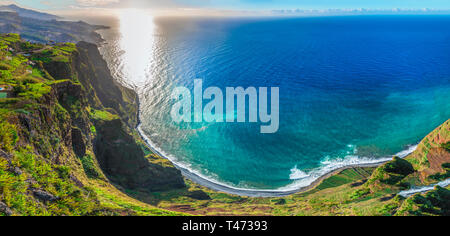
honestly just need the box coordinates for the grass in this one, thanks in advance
[0,146,100,216]
[91,109,119,121]
[17,83,51,99]
[0,33,21,44]
[79,154,102,179]
[306,167,375,194]
[89,179,189,216]
[31,43,77,63]
[142,168,378,216]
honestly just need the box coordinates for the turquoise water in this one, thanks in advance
[100,15,450,191]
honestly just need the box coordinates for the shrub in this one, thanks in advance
[91,109,119,121]
[350,188,371,201]
[79,155,101,179]
[0,121,18,152]
[366,157,415,187]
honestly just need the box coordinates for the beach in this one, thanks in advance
[137,124,417,197]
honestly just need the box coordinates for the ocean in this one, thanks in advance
[97,14,450,192]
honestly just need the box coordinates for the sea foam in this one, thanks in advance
[138,123,418,196]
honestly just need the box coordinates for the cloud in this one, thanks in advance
[76,0,120,7]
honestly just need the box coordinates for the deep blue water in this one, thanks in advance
[102,15,450,191]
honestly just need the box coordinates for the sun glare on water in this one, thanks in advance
[118,9,155,85]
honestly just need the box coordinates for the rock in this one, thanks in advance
[43,60,73,81]
[351,179,368,187]
[272,199,287,205]
[379,194,396,202]
[19,114,32,132]
[0,149,12,160]
[10,167,23,176]
[70,174,84,188]
[0,202,13,216]
[71,127,86,158]
[25,178,38,186]
[33,189,58,202]
[94,119,185,191]
[188,190,211,200]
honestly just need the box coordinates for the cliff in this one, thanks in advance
[0,34,185,216]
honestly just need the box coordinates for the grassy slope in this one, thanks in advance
[132,167,398,216]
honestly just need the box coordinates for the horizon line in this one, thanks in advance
[2,3,450,17]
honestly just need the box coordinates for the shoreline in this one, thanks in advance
[137,124,416,197]
[95,39,419,198]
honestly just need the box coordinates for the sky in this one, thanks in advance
[2,0,450,12]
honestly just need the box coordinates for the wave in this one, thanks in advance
[289,166,309,180]
[137,124,418,197]
[279,144,417,192]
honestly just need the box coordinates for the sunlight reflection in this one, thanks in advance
[118,9,155,85]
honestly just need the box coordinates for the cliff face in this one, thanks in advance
[0,34,184,216]
[75,42,139,128]
[94,118,185,191]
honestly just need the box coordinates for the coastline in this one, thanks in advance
[93,42,420,198]
[94,33,421,198]
[137,124,417,197]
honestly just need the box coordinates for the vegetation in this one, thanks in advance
[396,186,450,216]
[0,34,185,216]
[366,157,415,191]
[0,121,18,152]
[31,43,76,63]
[90,109,119,121]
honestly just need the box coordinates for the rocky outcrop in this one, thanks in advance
[0,201,13,216]
[32,189,59,202]
[43,60,73,81]
[72,42,185,191]
[71,127,86,158]
[94,118,185,191]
